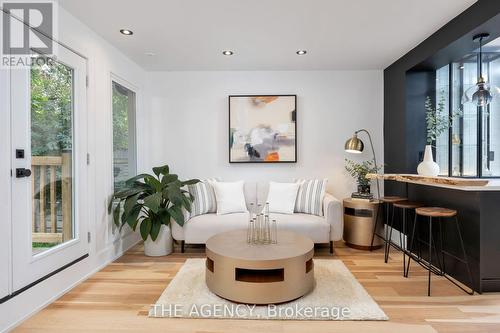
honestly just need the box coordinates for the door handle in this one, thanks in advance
[16,168,32,178]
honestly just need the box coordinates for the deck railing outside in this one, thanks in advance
[31,152,72,245]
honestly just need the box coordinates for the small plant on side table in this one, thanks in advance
[345,159,381,194]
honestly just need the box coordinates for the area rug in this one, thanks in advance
[149,259,388,321]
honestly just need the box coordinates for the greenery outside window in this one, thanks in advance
[112,80,137,191]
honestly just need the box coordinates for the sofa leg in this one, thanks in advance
[330,241,334,254]
[181,241,185,253]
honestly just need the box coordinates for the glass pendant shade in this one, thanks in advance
[462,79,494,107]
[344,134,364,153]
[463,33,495,107]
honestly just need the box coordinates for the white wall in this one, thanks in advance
[0,5,151,331]
[146,70,384,200]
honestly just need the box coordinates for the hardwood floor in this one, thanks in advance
[14,242,500,333]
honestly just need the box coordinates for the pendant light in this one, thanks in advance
[462,33,493,107]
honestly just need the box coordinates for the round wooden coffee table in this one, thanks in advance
[205,229,314,304]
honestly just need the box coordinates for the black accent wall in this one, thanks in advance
[383,0,500,293]
[384,0,500,193]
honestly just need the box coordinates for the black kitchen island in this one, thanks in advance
[374,174,500,293]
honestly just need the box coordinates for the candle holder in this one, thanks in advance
[247,202,277,245]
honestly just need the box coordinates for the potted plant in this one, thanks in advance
[419,95,461,176]
[108,165,199,256]
[345,159,381,194]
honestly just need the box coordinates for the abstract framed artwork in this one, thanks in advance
[229,95,297,163]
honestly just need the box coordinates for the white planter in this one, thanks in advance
[417,145,440,177]
[144,224,173,256]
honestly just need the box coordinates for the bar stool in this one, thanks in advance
[370,196,407,263]
[406,207,474,296]
[390,201,424,276]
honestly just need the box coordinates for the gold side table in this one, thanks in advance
[343,198,384,251]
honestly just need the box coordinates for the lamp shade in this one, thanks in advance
[344,134,364,153]
[462,79,494,107]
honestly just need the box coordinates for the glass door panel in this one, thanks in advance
[31,58,74,254]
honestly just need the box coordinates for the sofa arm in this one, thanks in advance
[323,193,343,241]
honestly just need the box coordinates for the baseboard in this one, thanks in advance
[1,232,140,332]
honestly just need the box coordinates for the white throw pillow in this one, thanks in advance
[213,181,247,215]
[266,182,300,214]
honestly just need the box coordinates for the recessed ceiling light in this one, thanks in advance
[222,50,234,56]
[120,29,133,36]
[296,50,307,55]
[145,52,156,56]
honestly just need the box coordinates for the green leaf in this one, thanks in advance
[123,193,140,217]
[152,165,169,177]
[150,219,161,241]
[161,174,178,185]
[122,205,141,232]
[168,205,185,226]
[125,173,151,186]
[143,192,162,213]
[113,201,122,227]
[181,179,200,186]
[144,176,162,192]
[113,186,146,199]
[107,194,115,214]
[180,194,193,213]
[140,218,152,241]
[157,209,171,225]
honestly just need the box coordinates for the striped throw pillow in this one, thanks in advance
[187,178,217,218]
[294,179,328,216]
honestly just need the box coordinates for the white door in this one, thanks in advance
[10,44,88,291]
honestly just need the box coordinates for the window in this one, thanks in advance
[435,40,500,177]
[435,65,449,175]
[31,56,75,253]
[112,81,137,191]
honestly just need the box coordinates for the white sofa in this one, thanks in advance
[172,182,343,254]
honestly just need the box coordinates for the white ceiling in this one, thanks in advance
[58,0,477,71]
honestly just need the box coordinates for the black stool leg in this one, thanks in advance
[427,217,434,296]
[383,203,390,262]
[370,202,381,251]
[401,208,407,276]
[385,204,396,263]
[438,218,445,275]
[455,216,474,294]
[405,213,418,278]
[429,221,444,276]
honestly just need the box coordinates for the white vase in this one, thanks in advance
[417,145,440,177]
[144,224,173,256]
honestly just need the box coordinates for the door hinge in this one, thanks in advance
[85,76,89,87]
[86,153,90,165]
[87,232,91,243]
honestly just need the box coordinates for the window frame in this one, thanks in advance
[438,55,500,178]
[110,74,138,192]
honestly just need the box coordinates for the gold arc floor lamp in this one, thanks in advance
[344,129,381,200]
